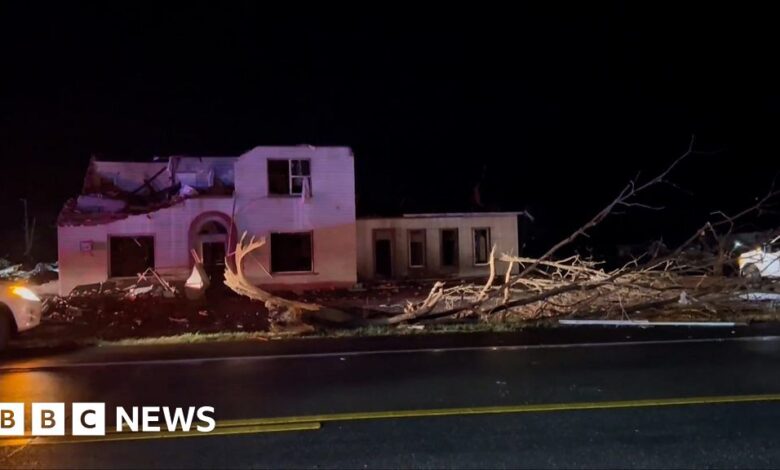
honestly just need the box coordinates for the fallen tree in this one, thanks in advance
[224,137,780,331]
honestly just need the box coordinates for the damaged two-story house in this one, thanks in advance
[58,146,357,294]
[58,145,521,295]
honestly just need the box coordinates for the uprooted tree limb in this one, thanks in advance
[224,232,357,331]
[517,135,696,279]
[224,233,321,331]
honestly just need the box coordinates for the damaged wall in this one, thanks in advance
[58,197,235,294]
[88,161,170,193]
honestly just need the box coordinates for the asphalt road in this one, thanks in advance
[2,330,780,468]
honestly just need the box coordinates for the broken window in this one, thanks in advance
[408,230,426,268]
[268,159,311,196]
[440,229,459,268]
[290,159,311,195]
[473,228,491,265]
[271,232,313,272]
[109,236,155,277]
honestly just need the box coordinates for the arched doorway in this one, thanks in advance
[188,211,237,291]
[195,219,229,288]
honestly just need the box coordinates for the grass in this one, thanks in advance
[98,331,281,346]
[97,320,541,347]
[33,302,780,349]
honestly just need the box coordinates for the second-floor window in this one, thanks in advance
[268,159,311,196]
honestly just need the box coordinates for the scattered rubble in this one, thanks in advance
[126,285,154,298]
[31,288,271,344]
[123,267,178,299]
[0,261,58,283]
[741,292,780,302]
[184,249,210,300]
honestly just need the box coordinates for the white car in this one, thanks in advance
[0,282,42,349]
[738,235,780,280]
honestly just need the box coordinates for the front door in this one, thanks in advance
[202,241,226,289]
[375,239,393,278]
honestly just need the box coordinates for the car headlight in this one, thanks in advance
[10,286,40,301]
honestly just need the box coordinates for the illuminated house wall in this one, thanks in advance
[355,213,521,281]
[57,146,357,294]
[58,198,235,294]
[231,146,357,289]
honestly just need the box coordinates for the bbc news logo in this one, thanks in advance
[0,403,216,436]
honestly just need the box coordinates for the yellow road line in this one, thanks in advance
[0,422,321,447]
[220,392,780,427]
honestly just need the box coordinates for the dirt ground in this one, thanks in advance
[14,281,436,348]
[11,277,780,349]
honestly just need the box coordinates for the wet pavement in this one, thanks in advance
[2,327,780,468]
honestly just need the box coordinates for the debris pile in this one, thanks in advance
[124,268,177,299]
[37,287,270,343]
[0,261,58,283]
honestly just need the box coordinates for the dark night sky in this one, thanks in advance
[0,3,778,258]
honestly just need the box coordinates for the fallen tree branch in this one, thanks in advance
[517,136,696,278]
[224,232,322,326]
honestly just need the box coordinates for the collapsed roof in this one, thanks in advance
[58,156,238,226]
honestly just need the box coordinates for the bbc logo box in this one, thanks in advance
[0,403,104,436]
[0,403,24,436]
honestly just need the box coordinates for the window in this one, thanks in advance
[109,236,155,277]
[289,160,311,195]
[408,230,426,268]
[268,159,311,196]
[268,160,290,194]
[473,228,491,265]
[440,229,459,268]
[271,232,313,272]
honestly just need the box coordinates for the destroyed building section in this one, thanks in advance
[58,157,237,227]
